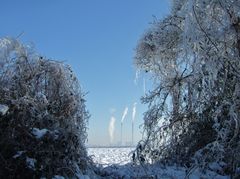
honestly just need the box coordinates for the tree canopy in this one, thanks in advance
[0,37,93,178]
[134,0,240,177]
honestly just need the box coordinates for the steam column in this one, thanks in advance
[121,122,123,146]
[132,102,137,147]
[132,121,134,146]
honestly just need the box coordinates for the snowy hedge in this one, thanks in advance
[0,38,93,178]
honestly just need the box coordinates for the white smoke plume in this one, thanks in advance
[134,70,140,85]
[143,77,146,95]
[109,108,116,114]
[132,102,137,122]
[121,107,128,124]
[109,116,116,144]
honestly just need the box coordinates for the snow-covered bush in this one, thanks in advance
[0,37,93,178]
[134,0,240,177]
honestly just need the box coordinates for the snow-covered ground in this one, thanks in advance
[88,147,230,179]
[103,163,230,179]
[87,147,134,167]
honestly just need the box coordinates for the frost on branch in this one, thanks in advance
[134,0,240,177]
[0,37,94,178]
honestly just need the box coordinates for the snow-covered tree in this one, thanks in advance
[0,37,93,178]
[134,0,240,177]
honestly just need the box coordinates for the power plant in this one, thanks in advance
[120,103,137,146]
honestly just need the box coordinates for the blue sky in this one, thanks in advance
[0,0,170,146]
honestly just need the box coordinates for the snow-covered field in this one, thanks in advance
[88,147,230,179]
[87,147,134,167]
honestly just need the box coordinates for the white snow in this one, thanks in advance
[32,128,48,139]
[52,175,65,179]
[88,147,230,178]
[79,175,90,179]
[103,163,230,179]
[26,157,36,170]
[0,104,9,115]
[88,147,134,167]
[13,151,25,158]
[209,162,224,171]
